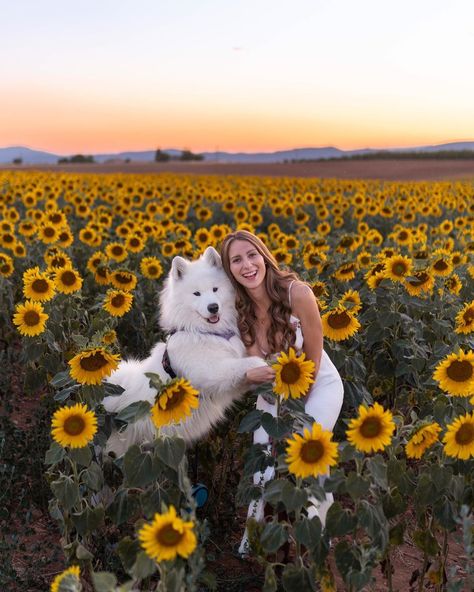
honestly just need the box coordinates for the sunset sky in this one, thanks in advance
[2,0,474,155]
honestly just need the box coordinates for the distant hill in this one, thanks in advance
[1,142,473,165]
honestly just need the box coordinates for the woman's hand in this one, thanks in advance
[246,366,276,384]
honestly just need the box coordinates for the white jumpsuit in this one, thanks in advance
[239,282,344,555]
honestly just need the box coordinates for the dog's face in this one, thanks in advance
[160,247,237,333]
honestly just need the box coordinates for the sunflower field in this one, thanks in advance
[0,170,473,592]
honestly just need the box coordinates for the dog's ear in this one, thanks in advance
[171,256,188,280]
[202,246,222,268]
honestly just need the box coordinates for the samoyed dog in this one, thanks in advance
[103,247,266,456]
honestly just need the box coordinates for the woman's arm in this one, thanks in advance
[291,281,324,378]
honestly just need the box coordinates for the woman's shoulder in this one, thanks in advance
[289,280,313,301]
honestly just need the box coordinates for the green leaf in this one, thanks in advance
[366,454,388,490]
[159,567,185,592]
[44,441,66,465]
[69,445,92,467]
[263,479,287,504]
[382,491,407,519]
[325,502,357,537]
[104,381,125,397]
[82,462,104,491]
[237,409,263,433]
[123,445,155,488]
[357,501,388,550]
[345,472,370,501]
[413,529,439,556]
[281,564,316,592]
[154,436,186,470]
[114,401,151,426]
[91,572,117,592]
[260,522,288,553]
[263,564,278,592]
[50,369,74,388]
[50,476,80,511]
[54,384,80,402]
[261,413,292,439]
[281,483,307,512]
[71,506,104,536]
[117,536,140,572]
[131,550,157,579]
[334,541,360,585]
[294,516,322,549]
[76,542,94,560]
[109,490,140,526]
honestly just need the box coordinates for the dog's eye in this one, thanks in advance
[193,291,201,296]
[213,287,218,292]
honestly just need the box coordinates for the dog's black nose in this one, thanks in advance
[208,303,219,314]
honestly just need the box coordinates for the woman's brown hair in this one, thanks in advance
[220,230,299,355]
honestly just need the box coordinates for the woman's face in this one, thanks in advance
[228,239,267,290]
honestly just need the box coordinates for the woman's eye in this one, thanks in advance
[193,291,201,296]
[213,287,218,292]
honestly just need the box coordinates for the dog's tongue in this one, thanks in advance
[208,314,220,324]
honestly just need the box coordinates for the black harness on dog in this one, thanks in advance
[161,329,237,379]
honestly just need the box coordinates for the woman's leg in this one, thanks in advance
[238,393,277,555]
[304,359,344,526]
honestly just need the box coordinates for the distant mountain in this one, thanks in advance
[1,142,473,165]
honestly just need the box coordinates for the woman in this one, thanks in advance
[220,230,344,556]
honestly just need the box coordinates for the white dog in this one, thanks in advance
[103,247,266,456]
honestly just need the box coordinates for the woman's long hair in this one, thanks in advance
[220,230,299,355]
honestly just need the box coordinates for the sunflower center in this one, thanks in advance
[463,310,474,324]
[112,246,124,256]
[409,272,429,287]
[31,278,49,293]
[455,423,474,446]
[433,259,449,271]
[115,274,132,285]
[111,294,125,307]
[80,352,109,372]
[360,417,382,438]
[392,263,408,276]
[64,415,86,436]
[327,310,351,329]
[280,362,302,385]
[300,440,324,463]
[148,265,158,275]
[162,386,186,410]
[446,360,473,382]
[1,264,10,274]
[157,524,183,546]
[24,310,40,326]
[61,270,77,286]
[44,227,55,237]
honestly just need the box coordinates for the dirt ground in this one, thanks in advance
[3,158,474,181]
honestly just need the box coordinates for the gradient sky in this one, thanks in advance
[2,0,474,154]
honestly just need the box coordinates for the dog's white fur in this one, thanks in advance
[103,247,266,456]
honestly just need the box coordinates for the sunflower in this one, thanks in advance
[151,378,199,428]
[272,348,315,399]
[23,268,56,302]
[101,329,117,345]
[405,422,442,459]
[55,267,83,294]
[109,270,138,291]
[103,289,134,317]
[13,300,49,336]
[404,270,435,297]
[105,242,128,262]
[125,234,146,253]
[140,256,163,279]
[322,307,361,341]
[455,301,474,334]
[138,505,197,562]
[303,250,327,272]
[443,413,474,460]
[285,422,338,478]
[50,565,81,592]
[51,403,98,448]
[383,255,413,282]
[431,252,453,277]
[0,254,14,277]
[273,248,293,265]
[339,289,362,313]
[69,347,120,385]
[444,274,462,296]
[346,403,395,453]
[333,262,357,282]
[433,350,474,397]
